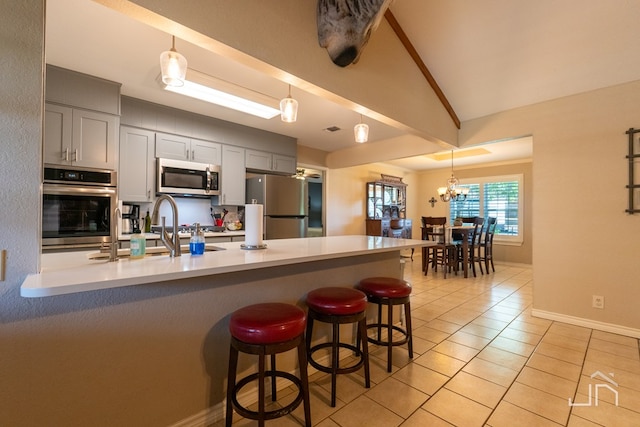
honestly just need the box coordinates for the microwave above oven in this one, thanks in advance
[157,158,220,197]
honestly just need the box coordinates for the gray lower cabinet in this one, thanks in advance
[44,103,118,169]
[155,132,221,165]
[245,149,296,174]
[218,145,246,206]
[119,126,155,202]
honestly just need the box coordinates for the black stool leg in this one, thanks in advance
[376,303,383,343]
[331,320,339,407]
[270,354,277,401]
[225,345,239,427]
[258,353,265,427]
[405,301,413,359]
[297,339,312,427]
[386,300,393,372]
[358,317,371,388]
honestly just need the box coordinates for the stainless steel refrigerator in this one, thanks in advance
[246,174,308,239]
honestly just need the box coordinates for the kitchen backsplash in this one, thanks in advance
[133,198,243,228]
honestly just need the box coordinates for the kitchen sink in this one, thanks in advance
[88,244,225,260]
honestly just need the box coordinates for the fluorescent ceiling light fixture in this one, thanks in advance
[159,69,281,119]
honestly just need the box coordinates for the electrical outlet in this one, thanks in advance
[592,295,604,309]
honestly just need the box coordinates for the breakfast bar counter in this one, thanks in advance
[22,235,431,298]
[16,235,432,425]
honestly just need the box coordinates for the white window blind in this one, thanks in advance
[449,174,523,244]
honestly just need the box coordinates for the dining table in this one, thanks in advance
[421,224,476,279]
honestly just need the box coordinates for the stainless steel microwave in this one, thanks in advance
[157,158,220,197]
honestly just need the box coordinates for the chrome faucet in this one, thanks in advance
[109,207,121,262]
[151,194,181,257]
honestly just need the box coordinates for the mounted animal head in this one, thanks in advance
[317,0,393,67]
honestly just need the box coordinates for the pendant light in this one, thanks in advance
[354,115,369,143]
[280,85,298,123]
[160,36,187,87]
[437,150,469,202]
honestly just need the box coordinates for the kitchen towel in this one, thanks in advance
[244,202,264,247]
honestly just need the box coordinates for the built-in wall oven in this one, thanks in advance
[42,165,117,249]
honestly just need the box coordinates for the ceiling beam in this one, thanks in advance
[385,10,461,129]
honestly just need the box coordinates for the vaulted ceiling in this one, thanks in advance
[46,0,640,170]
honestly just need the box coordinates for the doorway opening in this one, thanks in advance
[300,167,324,237]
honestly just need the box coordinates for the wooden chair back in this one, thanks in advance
[424,216,447,244]
[483,217,497,246]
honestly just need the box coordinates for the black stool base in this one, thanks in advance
[364,295,413,373]
[231,370,304,421]
[226,335,311,427]
[305,309,370,407]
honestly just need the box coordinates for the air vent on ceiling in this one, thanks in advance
[323,126,341,132]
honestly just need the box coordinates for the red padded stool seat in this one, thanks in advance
[226,303,311,427]
[305,287,370,407]
[230,303,306,344]
[357,277,413,372]
[306,286,368,315]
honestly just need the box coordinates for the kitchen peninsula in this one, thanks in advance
[22,236,430,297]
[19,235,431,424]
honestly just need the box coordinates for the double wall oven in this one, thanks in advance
[42,165,117,249]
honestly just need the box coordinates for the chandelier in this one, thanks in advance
[437,150,469,202]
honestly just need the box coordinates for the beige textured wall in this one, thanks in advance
[324,163,418,237]
[461,81,640,332]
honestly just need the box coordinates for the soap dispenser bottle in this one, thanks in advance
[189,222,205,255]
[130,229,146,259]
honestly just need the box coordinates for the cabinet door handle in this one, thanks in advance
[63,148,69,162]
[147,190,151,200]
[73,149,78,162]
[191,149,195,160]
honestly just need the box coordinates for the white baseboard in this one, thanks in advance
[531,309,640,339]
[495,261,532,269]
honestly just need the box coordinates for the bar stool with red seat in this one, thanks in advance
[305,287,371,407]
[226,302,311,427]
[356,277,413,372]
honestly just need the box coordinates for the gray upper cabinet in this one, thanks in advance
[191,138,222,164]
[245,149,272,171]
[44,65,120,170]
[119,126,155,202]
[217,145,246,206]
[272,154,296,174]
[246,149,296,175]
[155,132,221,165]
[44,102,119,170]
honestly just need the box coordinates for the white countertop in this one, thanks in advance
[23,236,430,298]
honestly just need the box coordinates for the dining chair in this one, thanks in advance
[423,217,457,278]
[478,217,497,273]
[456,217,484,277]
[451,216,477,241]
[420,216,432,271]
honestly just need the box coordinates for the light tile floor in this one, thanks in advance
[224,257,640,427]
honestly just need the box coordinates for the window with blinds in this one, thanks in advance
[449,174,523,244]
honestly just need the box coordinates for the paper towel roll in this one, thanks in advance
[244,203,264,247]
